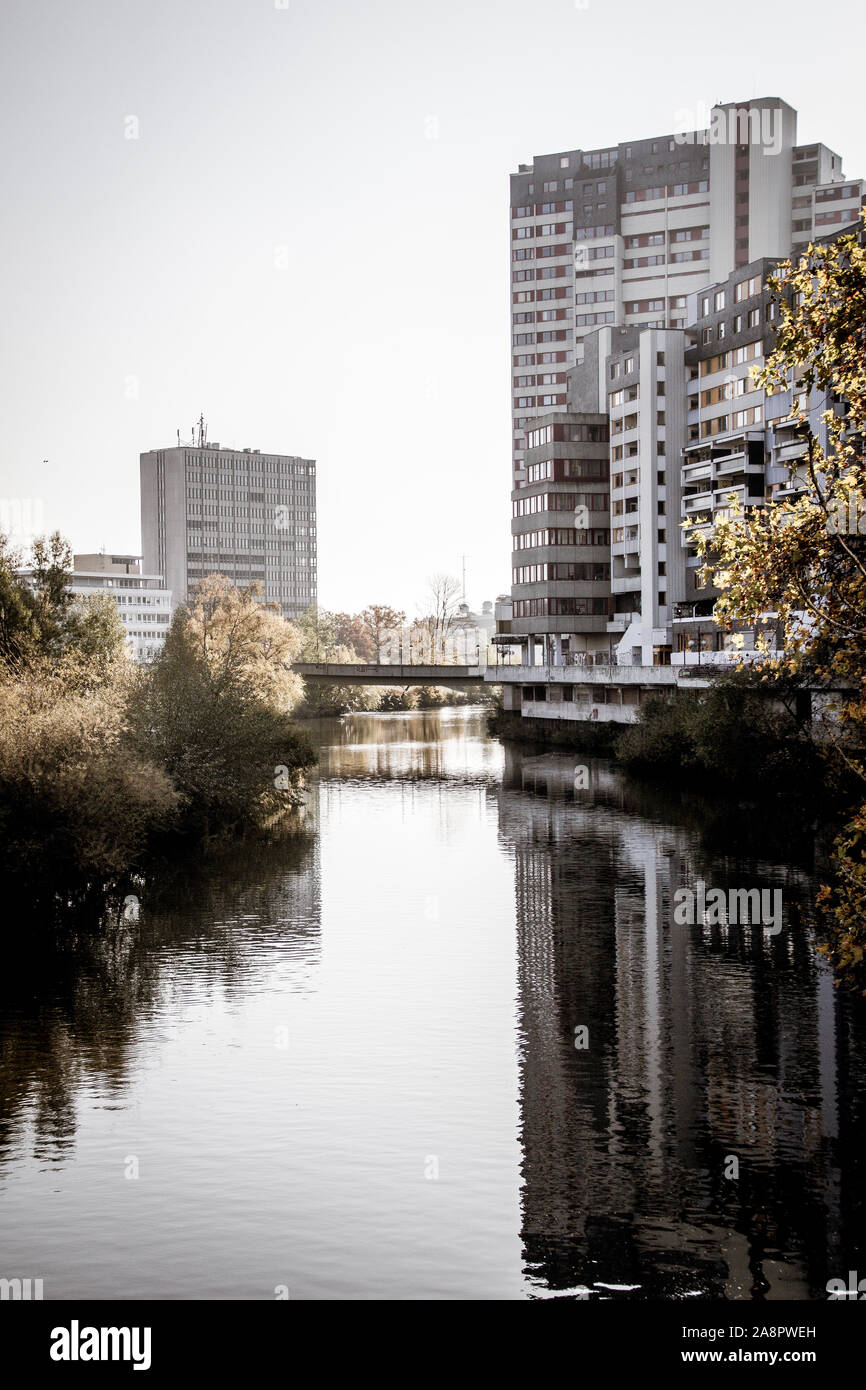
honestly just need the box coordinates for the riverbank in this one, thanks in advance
[487,706,622,753]
[488,682,843,814]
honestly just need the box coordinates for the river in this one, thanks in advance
[1,707,864,1300]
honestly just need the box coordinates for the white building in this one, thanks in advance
[71,553,171,663]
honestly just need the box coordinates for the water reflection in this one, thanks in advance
[0,708,863,1300]
[498,747,865,1299]
[0,827,320,1172]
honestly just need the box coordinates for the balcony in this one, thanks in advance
[607,611,641,633]
[682,459,712,485]
[714,483,765,512]
[492,662,680,686]
[775,439,809,464]
[713,449,748,476]
[682,490,713,515]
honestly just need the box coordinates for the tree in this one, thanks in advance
[361,604,406,661]
[0,533,40,667]
[0,662,177,886]
[183,574,304,712]
[687,216,866,985]
[130,576,313,834]
[419,573,462,658]
[294,604,338,662]
[65,592,128,667]
[31,531,74,653]
[331,611,375,662]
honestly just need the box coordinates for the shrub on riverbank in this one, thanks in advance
[128,577,315,837]
[617,679,828,802]
[486,706,621,753]
[0,659,178,884]
[0,556,317,892]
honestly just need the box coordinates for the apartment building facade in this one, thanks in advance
[502,97,864,721]
[71,553,172,663]
[140,439,317,620]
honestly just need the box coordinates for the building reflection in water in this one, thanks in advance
[496,745,865,1300]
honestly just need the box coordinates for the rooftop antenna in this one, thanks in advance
[177,415,209,447]
[461,553,469,603]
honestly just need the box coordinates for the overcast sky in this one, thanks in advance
[1,0,864,616]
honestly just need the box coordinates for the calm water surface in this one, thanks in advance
[1,708,864,1299]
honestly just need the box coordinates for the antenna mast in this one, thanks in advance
[177,414,209,448]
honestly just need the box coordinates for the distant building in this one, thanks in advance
[140,430,317,620]
[453,600,496,636]
[71,554,171,663]
[17,553,172,664]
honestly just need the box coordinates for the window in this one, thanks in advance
[735,273,763,301]
[714,290,726,311]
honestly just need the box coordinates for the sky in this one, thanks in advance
[1,0,864,617]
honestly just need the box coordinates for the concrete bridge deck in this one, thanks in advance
[294,662,490,690]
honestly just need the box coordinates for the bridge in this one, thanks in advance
[294,662,491,690]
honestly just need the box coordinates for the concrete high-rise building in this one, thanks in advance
[140,435,317,620]
[501,97,864,722]
[509,98,853,486]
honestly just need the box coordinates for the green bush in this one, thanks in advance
[0,663,177,885]
[617,676,827,800]
[616,696,700,778]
